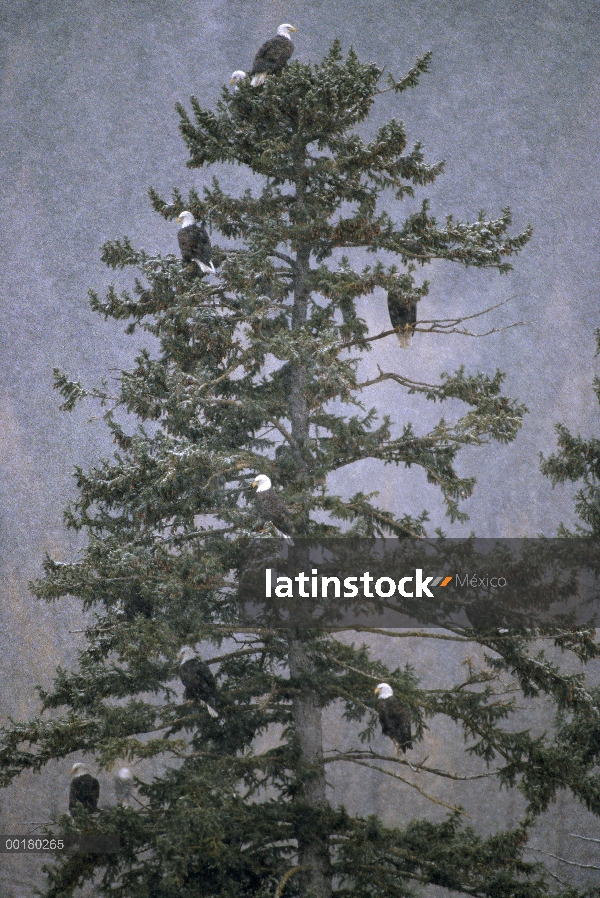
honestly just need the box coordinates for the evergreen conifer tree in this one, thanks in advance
[541,326,600,535]
[2,43,600,898]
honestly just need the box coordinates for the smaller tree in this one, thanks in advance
[541,326,600,535]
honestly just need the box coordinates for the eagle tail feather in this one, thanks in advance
[251,73,267,87]
[396,329,413,349]
[202,701,219,718]
[273,526,293,542]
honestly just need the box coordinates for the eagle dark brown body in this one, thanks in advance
[375,684,413,754]
[69,771,100,813]
[176,211,215,274]
[177,647,220,718]
[250,25,296,87]
[378,697,413,753]
[387,288,417,348]
[178,223,214,272]
[255,488,294,536]
[252,36,294,78]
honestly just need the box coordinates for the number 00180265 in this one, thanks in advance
[1,837,65,851]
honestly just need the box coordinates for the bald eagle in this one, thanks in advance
[177,211,215,274]
[178,647,220,717]
[121,588,152,621]
[69,763,100,813]
[374,683,413,754]
[387,288,417,349]
[114,767,133,804]
[250,24,296,87]
[229,70,247,89]
[252,474,294,537]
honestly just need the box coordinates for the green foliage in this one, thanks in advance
[541,327,600,534]
[336,814,560,898]
[1,41,597,898]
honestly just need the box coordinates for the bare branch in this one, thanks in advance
[324,748,497,782]
[274,866,305,898]
[26,820,58,834]
[321,656,384,682]
[419,294,518,324]
[333,628,470,641]
[526,846,600,871]
[269,250,296,267]
[204,647,264,665]
[197,358,244,394]
[343,295,521,350]
[341,756,471,817]
[358,360,489,392]
[420,321,524,338]
[267,416,295,445]
[194,397,243,408]
[538,866,570,887]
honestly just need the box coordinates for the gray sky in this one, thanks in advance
[2,0,598,564]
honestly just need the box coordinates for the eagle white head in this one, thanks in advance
[375,683,394,700]
[277,23,296,39]
[177,645,197,664]
[114,766,133,802]
[177,211,195,228]
[70,762,90,778]
[229,70,247,86]
[252,474,272,493]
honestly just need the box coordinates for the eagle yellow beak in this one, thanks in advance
[176,214,183,223]
[229,77,236,85]
[251,479,259,488]
[290,26,297,32]
[374,686,380,695]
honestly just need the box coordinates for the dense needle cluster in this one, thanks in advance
[1,34,599,898]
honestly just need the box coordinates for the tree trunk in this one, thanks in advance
[287,150,332,895]
[288,638,332,898]
[289,242,311,482]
